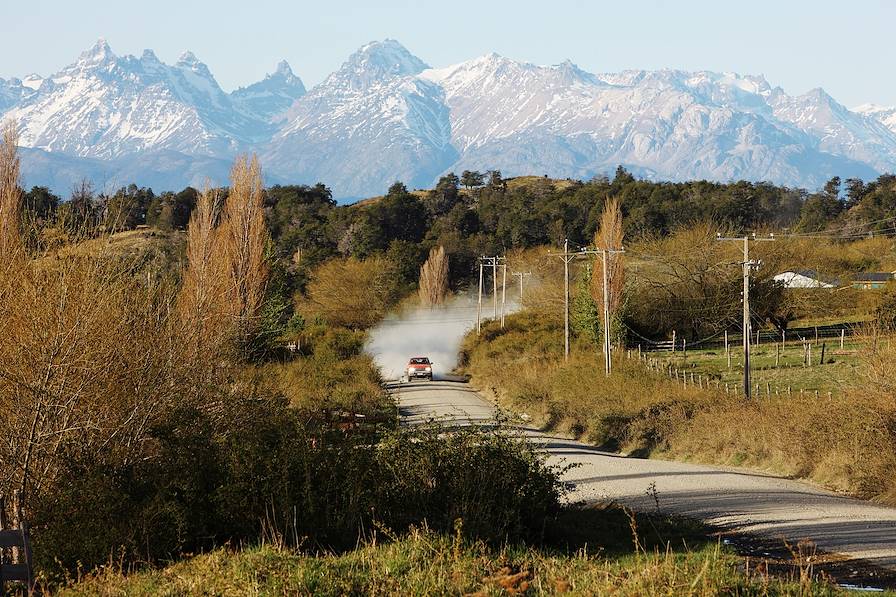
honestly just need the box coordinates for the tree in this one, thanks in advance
[823,176,842,199]
[418,245,449,306]
[102,184,154,231]
[266,183,337,289]
[352,183,428,258]
[217,155,270,352]
[23,186,59,224]
[487,170,505,191]
[460,170,485,192]
[612,165,635,187]
[844,178,866,208]
[301,256,402,328]
[591,196,625,341]
[178,185,227,367]
[59,179,98,235]
[425,173,460,217]
[797,192,842,232]
[0,121,22,258]
[571,263,600,344]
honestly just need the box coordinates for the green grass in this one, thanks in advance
[56,508,861,596]
[657,338,866,396]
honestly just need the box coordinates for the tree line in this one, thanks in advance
[17,167,896,331]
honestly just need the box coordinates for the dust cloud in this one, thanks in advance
[365,292,519,380]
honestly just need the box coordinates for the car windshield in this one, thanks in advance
[409,358,430,364]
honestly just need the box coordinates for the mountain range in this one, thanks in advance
[3,38,896,200]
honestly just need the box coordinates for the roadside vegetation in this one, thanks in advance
[461,223,896,505]
[5,116,896,593]
[60,515,853,596]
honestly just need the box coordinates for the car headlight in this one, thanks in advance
[425,367,431,372]
[408,368,415,374]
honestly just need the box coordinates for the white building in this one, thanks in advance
[774,270,834,289]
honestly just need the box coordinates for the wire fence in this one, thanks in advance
[632,321,867,352]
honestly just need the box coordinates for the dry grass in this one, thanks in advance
[463,309,896,503]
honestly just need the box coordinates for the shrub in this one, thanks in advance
[30,396,565,581]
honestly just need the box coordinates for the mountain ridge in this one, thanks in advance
[2,39,895,199]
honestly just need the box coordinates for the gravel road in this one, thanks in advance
[392,378,896,572]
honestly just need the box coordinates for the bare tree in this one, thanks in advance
[217,155,270,347]
[591,196,625,326]
[0,121,22,259]
[418,245,449,306]
[178,185,228,363]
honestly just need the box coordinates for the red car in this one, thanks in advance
[406,357,433,381]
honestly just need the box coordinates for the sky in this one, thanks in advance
[1,0,893,107]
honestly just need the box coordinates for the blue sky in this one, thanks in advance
[2,0,893,107]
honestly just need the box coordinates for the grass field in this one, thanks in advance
[652,337,867,396]
[56,507,862,596]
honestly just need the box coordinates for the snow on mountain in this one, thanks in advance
[769,88,896,174]
[2,39,896,197]
[264,40,456,199]
[230,60,306,124]
[855,103,896,135]
[421,58,879,188]
[0,78,35,112]
[5,39,265,160]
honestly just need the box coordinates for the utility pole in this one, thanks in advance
[580,246,625,375]
[716,233,775,398]
[500,263,507,328]
[492,257,498,320]
[478,255,506,332]
[512,271,531,302]
[549,240,577,361]
[563,239,570,360]
[477,258,484,335]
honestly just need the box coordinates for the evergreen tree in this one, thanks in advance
[460,170,485,191]
[426,173,460,217]
[571,263,600,345]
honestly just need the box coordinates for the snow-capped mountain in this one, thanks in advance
[231,60,306,124]
[3,39,895,198]
[5,39,303,162]
[263,40,456,198]
[855,104,896,135]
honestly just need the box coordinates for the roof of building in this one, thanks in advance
[852,272,894,282]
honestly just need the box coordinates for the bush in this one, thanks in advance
[30,397,565,581]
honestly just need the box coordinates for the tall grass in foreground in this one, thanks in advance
[57,528,848,596]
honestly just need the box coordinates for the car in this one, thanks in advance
[406,357,433,381]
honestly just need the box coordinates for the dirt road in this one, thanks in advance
[393,378,896,572]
